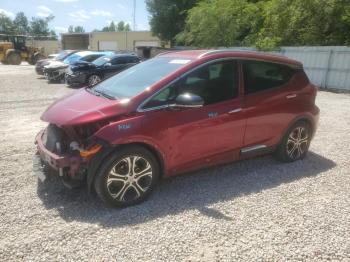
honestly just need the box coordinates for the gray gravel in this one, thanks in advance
[0,64,349,261]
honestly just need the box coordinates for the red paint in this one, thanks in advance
[37,50,319,177]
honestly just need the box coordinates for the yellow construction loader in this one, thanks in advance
[0,34,46,65]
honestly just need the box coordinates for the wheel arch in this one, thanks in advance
[86,141,165,193]
[278,114,315,146]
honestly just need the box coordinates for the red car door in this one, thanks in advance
[141,59,246,175]
[241,60,301,150]
[166,97,245,174]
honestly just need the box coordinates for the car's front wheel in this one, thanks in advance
[276,121,312,162]
[94,146,160,207]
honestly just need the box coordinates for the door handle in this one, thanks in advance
[286,94,297,99]
[228,108,242,114]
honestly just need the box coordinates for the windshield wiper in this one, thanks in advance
[95,89,116,99]
[85,87,115,100]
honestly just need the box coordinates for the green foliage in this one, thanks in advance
[0,14,15,34]
[68,25,85,33]
[146,0,199,45]
[13,12,29,35]
[124,23,131,32]
[173,0,350,49]
[177,0,262,47]
[109,21,116,32]
[117,21,125,31]
[258,0,350,47]
[29,15,54,36]
[101,21,131,32]
[50,29,58,40]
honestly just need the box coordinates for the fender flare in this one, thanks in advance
[278,114,316,146]
[86,142,115,193]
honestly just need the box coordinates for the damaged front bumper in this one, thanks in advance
[34,130,83,178]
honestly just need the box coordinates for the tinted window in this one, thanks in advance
[143,60,239,109]
[243,61,294,94]
[55,50,70,60]
[64,53,82,64]
[127,56,139,63]
[82,54,103,62]
[93,56,111,66]
[111,57,127,65]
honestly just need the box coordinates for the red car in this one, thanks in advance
[34,50,319,207]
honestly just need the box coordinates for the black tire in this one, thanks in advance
[88,74,101,86]
[275,121,312,162]
[94,146,160,207]
[7,52,21,65]
[29,53,45,65]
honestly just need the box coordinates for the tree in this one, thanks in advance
[124,23,131,31]
[146,0,199,45]
[74,26,85,33]
[0,14,15,34]
[256,0,350,49]
[102,26,110,32]
[100,21,130,32]
[176,0,262,47]
[13,12,29,35]
[117,21,125,31]
[29,15,54,36]
[109,21,116,32]
[68,25,74,33]
[176,0,350,49]
[50,29,57,40]
[68,25,85,33]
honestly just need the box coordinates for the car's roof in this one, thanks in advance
[158,49,302,67]
[74,51,113,56]
[105,53,138,58]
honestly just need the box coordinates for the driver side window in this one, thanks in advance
[142,59,239,110]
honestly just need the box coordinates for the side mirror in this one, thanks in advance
[170,93,204,109]
[104,62,112,67]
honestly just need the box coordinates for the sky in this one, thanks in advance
[0,0,150,34]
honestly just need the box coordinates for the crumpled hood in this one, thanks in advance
[41,89,128,126]
[44,60,69,69]
[36,58,52,66]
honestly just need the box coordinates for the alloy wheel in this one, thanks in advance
[106,156,153,202]
[286,126,309,160]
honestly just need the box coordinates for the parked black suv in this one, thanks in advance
[65,54,140,87]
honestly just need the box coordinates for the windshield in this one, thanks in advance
[93,56,111,66]
[56,51,69,60]
[93,57,192,99]
[63,53,83,64]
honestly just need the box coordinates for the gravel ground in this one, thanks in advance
[0,64,349,261]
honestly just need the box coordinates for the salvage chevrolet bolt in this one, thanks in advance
[34,50,319,207]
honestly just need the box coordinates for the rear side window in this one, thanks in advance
[127,56,139,63]
[243,60,294,94]
[112,57,128,65]
[82,54,102,62]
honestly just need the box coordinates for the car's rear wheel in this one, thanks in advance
[94,146,160,207]
[88,74,101,86]
[276,121,312,162]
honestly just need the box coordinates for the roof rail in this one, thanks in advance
[155,50,181,57]
[198,49,259,58]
